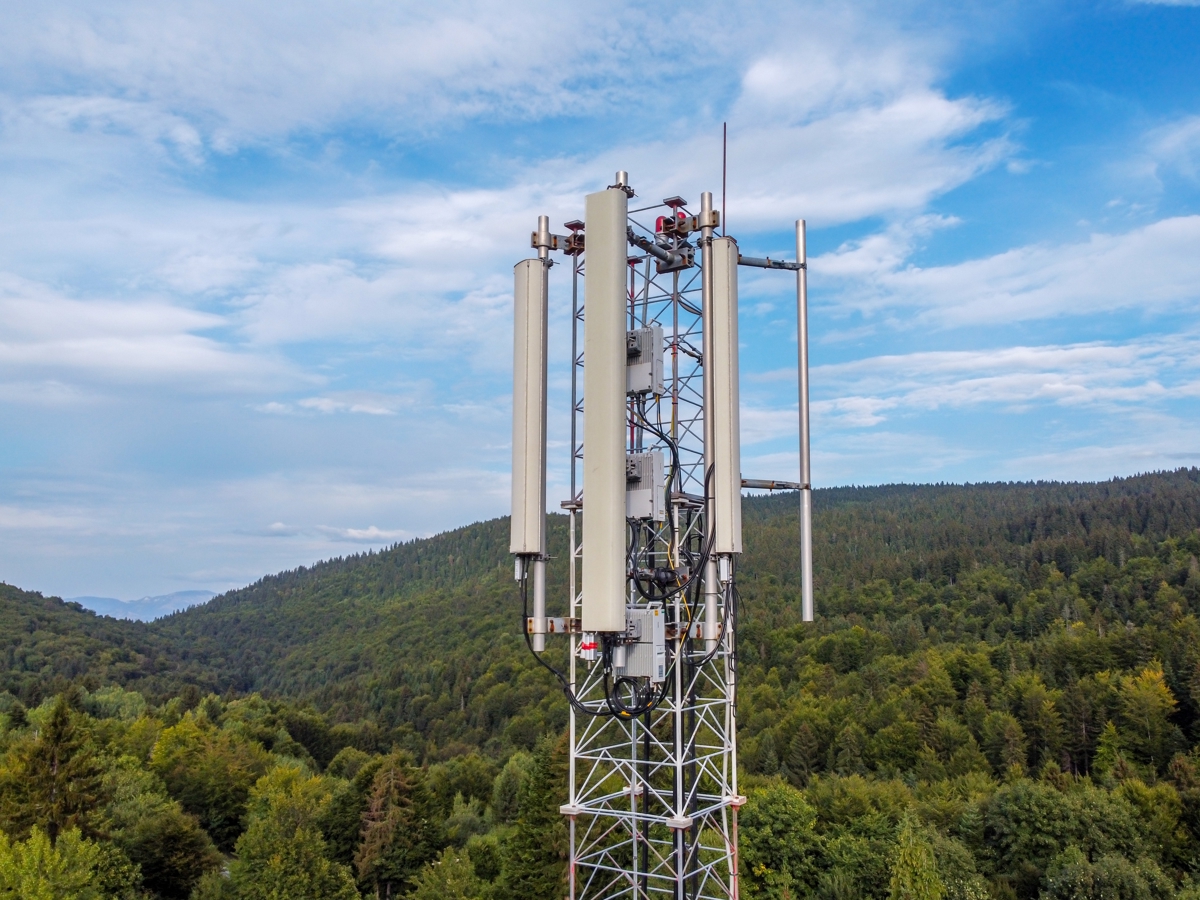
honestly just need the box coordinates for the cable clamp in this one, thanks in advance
[527,616,581,635]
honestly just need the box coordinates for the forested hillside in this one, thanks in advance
[2,469,1200,899]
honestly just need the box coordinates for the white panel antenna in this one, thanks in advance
[580,186,629,633]
[710,235,742,555]
[510,258,548,558]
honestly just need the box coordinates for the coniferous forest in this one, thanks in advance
[3,469,1200,899]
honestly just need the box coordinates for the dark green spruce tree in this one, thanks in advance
[355,753,443,898]
[0,695,106,842]
[500,733,568,900]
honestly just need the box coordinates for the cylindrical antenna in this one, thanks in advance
[511,246,551,647]
[796,220,814,622]
[536,215,551,261]
[615,170,629,188]
[531,554,546,652]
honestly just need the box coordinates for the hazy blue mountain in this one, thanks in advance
[68,589,216,621]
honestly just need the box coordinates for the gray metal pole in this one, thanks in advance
[532,215,551,650]
[796,221,814,623]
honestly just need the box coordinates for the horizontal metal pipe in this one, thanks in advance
[738,255,803,271]
[741,478,806,491]
[627,227,682,267]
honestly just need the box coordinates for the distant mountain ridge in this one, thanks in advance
[68,590,216,621]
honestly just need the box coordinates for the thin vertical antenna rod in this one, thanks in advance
[796,220,814,622]
[721,122,727,236]
[532,216,551,650]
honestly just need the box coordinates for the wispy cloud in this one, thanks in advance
[260,392,415,416]
[1144,114,1200,181]
[317,524,412,542]
[0,465,511,596]
[7,95,206,164]
[745,333,1200,433]
[737,328,1200,489]
[0,273,296,391]
[813,335,1200,422]
[817,215,1200,326]
[0,504,91,531]
[0,2,977,150]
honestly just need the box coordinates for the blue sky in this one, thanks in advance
[1,0,1198,600]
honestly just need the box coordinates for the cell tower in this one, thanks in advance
[511,171,814,900]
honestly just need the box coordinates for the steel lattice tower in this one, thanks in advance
[511,171,813,900]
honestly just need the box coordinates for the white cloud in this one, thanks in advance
[817,215,960,278]
[0,1,1009,237]
[0,1,721,141]
[0,2,1018,397]
[0,463,513,597]
[817,215,1200,326]
[576,22,1010,232]
[0,273,220,339]
[0,273,296,390]
[0,1,978,149]
[0,504,91,531]
[317,524,412,542]
[294,392,412,415]
[740,405,801,446]
[738,34,940,122]
[742,429,979,487]
[158,250,261,294]
[723,92,1009,228]
[736,329,1200,489]
[1145,115,1200,181]
[748,333,1200,432]
[590,91,1010,233]
[812,396,897,428]
[1006,432,1200,482]
[10,95,205,164]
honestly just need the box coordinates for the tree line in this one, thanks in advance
[0,684,574,898]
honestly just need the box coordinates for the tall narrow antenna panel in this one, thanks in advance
[510,258,548,557]
[581,187,629,633]
[710,235,742,555]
